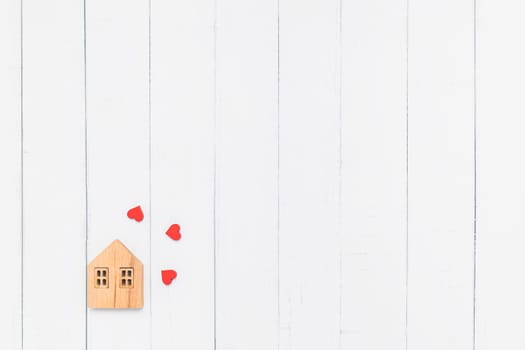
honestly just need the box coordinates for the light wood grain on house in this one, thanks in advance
[87,240,144,309]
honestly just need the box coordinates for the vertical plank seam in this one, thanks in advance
[148,0,153,347]
[20,0,24,347]
[472,0,478,348]
[213,0,218,347]
[337,0,343,348]
[83,0,88,346]
[405,0,410,349]
[277,0,281,348]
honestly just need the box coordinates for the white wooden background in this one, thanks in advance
[0,0,524,349]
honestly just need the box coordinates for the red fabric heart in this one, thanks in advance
[166,224,182,241]
[127,206,144,222]
[161,270,177,285]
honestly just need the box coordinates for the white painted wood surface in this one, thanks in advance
[279,0,340,349]
[0,0,22,348]
[150,0,215,348]
[341,0,407,348]
[22,0,86,349]
[2,0,524,348]
[476,1,525,349]
[86,0,150,348]
[215,0,279,349]
[408,0,475,349]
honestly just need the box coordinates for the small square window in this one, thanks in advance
[119,268,134,288]
[95,268,109,289]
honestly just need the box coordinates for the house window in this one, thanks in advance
[95,268,109,288]
[120,268,134,288]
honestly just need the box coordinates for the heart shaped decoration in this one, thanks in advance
[166,224,182,241]
[161,269,178,285]
[127,206,144,222]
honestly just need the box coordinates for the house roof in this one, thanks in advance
[107,239,134,255]
[88,239,142,267]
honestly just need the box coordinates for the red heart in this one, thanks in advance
[161,270,177,285]
[166,224,181,241]
[127,206,144,222]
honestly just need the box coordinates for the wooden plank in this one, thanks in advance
[0,0,22,348]
[85,0,150,348]
[340,0,407,348]
[407,1,475,349]
[22,0,86,348]
[214,0,279,348]
[476,1,525,348]
[278,0,340,348]
[150,0,215,348]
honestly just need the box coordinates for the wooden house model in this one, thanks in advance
[87,240,143,309]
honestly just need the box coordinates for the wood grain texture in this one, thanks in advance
[85,0,150,347]
[476,1,525,348]
[408,1,475,349]
[279,0,340,349]
[22,0,86,348]
[150,0,215,347]
[215,0,279,348]
[341,0,407,348]
[88,240,144,309]
[0,0,22,348]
